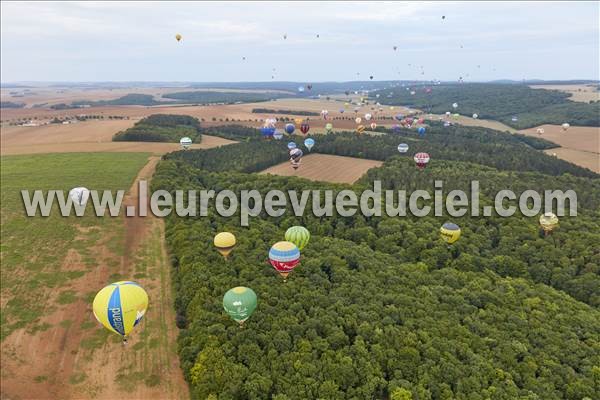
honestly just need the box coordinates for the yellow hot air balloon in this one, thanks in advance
[440,222,461,244]
[294,118,303,126]
[356,125,366,134]
[539,212,559,235]
[214,232,236,259]
[93,281,148,343]
[175,34,182,42]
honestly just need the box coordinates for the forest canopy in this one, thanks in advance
[113,114,202,143]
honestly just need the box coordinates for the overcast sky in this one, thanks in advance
[1,1,599,82]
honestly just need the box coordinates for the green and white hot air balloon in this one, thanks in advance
[223,287,257,326]
[284,226,310,251]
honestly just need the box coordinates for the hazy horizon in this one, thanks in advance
[1,1,599,82]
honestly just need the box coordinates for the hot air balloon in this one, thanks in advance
[285,226,310,250]
[445,111,451,117]
[300,123,310,135]
[269,241,300,281]
[298,86,305,92]
[287,142,297,150]
[285,123,295,134]
[290,147,303,161]
[307,84,313,90]
[417,127,426,136]
[472,113,478,119]
[180,136,192,150]
[355,117,362,124]
[365,113,372,121]
[370,122,377,130]
[394,114,404,121]
[261,126,275,138]
[561,123,570,131]
[452,103,458,109]
[536,127,545,135]
[539,212,559,235]
[511,116,519,122]
[339,109,344,114]
[440,222,461,244]
[273,130,284,140]
[304,138,315,151]
[369,76,374,80]
[393,46,397,51]
[175,34,182,42]
[356,125,366,134]
[69,187,90,207]
[294,118,303,126]
[223,287,257,326]
[283,33,287,40]
[321,110,329,119]
[325,123,333,133]
[214,232,236,259]
[414,152,430,169]
[453,113,459,119]
[398,143,409,153]
[92,281,148,343]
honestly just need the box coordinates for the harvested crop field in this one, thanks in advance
[529,84,600,103]
[259,153,383,184]
[1,120,235,155]
[519,124,599,173]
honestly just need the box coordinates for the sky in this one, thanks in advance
[1,1,599,83]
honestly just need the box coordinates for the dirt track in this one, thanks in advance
[260,153,383,184]
[0,157,190,400]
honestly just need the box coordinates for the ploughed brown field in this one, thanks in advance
[260,153,383,184]
[518,124,600,173]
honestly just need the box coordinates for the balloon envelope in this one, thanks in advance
[398,143,409,153]
[417,127,426,136]
[325,123,333,132]
[269,241,300,276]
[285,226,310,250]
[304,138,315,151]
[93,281,148,338]
[287,142,297,150]
[214,232,236,258]
[440,222,461,244]
[180,136,192,149]
[539,212,559,232]
[223,287,257,324]
[414,152,430,168]
[69,187,90,207]
[285,123,295,134]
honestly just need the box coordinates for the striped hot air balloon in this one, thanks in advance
[284,226,310,250]
[268,241,300,281]
[414,152,430,169]
[180,136,192,150]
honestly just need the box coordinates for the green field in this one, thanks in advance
[0,152,150,340]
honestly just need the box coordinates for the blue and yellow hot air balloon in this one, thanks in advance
[92,281,148,342]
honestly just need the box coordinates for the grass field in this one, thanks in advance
[260,153,384,183]
[0,153,187,399]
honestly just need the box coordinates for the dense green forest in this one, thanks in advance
[0,101,25,109]
[73,93,167,106]
[113,114,202,142]
[155,123,600,399]
[162,91,286,104]
[371,83,600,129]
[251,108,320,116]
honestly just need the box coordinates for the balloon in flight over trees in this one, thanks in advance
[175,34,182,42]
[285,226,310,250]
[287,142,297,150]
[414,152,430,169]
[300,123,310,135]
[370,122,377,130]
[397,143,409,153]
[273,130,283,140]
[539,212,559,235]
[285,123,295,134]
[304,138,315,151]
[325,122,333,133]
[472,113,478,119]
[417,127,426,136]
[561,123,570,131]
[356,125,366,134]
[268,241,301,281]
[214,232,236,259]
[92,281,148,342]
[440,222,461,244]
[223,287,257,326]
[180,136,192,150]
